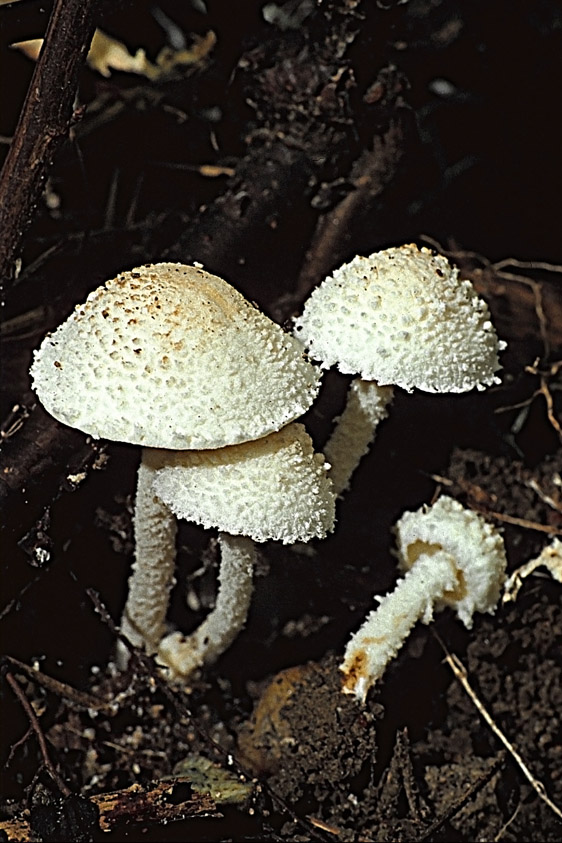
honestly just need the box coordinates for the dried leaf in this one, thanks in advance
[12,29,216,81]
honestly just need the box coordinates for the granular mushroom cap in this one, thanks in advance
[394,495,507,627]
[152,423,336,544]
[293,244,504,393]
[31,263,321,449]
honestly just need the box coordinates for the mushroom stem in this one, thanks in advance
[341,548,458,702]
[117,448,177,665]
[156,533,255,679]
[324,379,393,496]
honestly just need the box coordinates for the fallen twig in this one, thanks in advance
[3,655,114,713]
[495,358,562,442]
[469,508,562,536]
[417,753,505,842]
[503,539,562,602]
[429,474,562,536]
[3,670,72,798]
[434,635,562,823]
[0,776,218,840]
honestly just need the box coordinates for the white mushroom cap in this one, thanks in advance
[395,495,507,627]
[30,263,321,449]
[152,423,335,544]
[293,244,505,393]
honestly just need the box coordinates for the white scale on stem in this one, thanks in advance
[157,533,255,678]
[340,496,507,703]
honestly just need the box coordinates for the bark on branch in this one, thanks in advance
[0,0,99,296]
[0,778,218,840]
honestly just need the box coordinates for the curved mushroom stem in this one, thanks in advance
[156,532,255,680]
[117,448,177,666]
[324,379,393,496]
[340,549,458,703]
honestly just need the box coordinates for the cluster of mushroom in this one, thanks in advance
[30,244,508,697]
[31,263,335,678]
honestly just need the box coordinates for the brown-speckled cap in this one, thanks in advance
[30,263,321,448]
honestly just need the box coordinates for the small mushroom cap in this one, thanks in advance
[30,263,321,449]
[152,423,336,544]
[394,495,507,627]
[293,244,505,393]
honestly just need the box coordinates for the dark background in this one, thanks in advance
[1,1,561,840]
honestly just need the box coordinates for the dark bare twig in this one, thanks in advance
[3,669,72,797]
[0,0,99,295]
[6,724,33,769]
[3,655,114,712]
[417,753,506,842]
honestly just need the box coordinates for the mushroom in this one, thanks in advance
[152,422,335,678]
[293,244,505,495]
[30,262,322,659]
[340,496,507,702]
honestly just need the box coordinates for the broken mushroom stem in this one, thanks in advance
[157,533,255,679]
[340,496,507,703]
[341,546,459,702]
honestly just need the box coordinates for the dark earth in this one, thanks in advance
[1,1,561,841]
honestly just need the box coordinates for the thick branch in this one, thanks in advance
[0,0,99,294]
[0,778,217,840]
[295,116,409,301]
